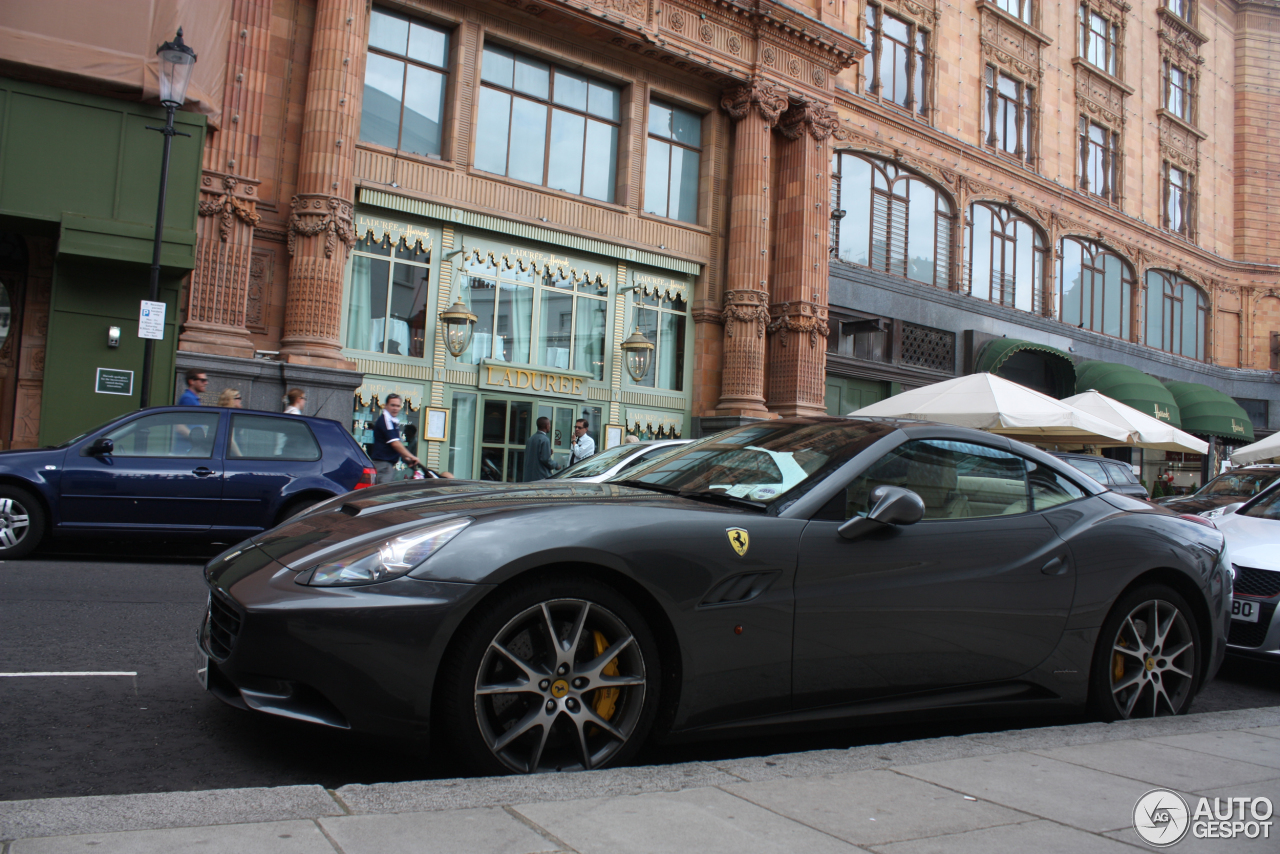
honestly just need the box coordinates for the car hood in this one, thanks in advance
[232,481,738,571]
[1216,512,1280,571]
[1157,495,1243,514]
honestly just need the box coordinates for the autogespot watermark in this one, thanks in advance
[1133,788,1274,847]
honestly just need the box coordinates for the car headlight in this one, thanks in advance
[305,517,471,586]
[1200,507,1227,519]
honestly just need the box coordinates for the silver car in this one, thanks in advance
[546,439,689,483]
[1213,482,1280,659]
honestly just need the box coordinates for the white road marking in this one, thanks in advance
[0,671,138,677]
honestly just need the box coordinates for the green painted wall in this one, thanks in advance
[0,77,205,444]
[39,259,181,446]
[825,376,888,416]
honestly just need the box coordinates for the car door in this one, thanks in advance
[792,438,1076,710]
[58,409,225,531]
[218,413,324,533]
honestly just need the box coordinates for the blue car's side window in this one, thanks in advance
[105,412,221,459]
[227,415,321,461]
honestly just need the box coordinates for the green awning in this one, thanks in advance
[1075,361,1182,428]
[1162,381,1255,442]
[974,339,1076,398]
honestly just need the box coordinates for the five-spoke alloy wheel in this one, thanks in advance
[1092,584,1201,720]
[0,487,44,559]
[439,576,660,774]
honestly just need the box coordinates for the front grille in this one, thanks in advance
[1233,565,1280,599]
[1228,601,1277,649]
[207,594,243,660]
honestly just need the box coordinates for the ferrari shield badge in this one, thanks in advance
[726,527,750,557]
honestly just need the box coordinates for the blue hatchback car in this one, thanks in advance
[0,406,375,558]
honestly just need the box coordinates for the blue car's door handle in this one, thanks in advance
[192,467,215,477]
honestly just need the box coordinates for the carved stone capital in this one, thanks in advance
[287,194,355,258]
[721,81,789,127]
[722,289,772,338]
[778,100,841,142]
[767,301,830,348]
[198,174,261,242]
[691,307,724,325]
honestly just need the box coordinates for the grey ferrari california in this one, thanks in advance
[197,417,1230,774]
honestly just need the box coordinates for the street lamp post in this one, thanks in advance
[139,29,197,408]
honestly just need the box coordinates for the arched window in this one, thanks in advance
[965,203,1046,313]
[1057,237,1133,339]
[1144,270,1208,360]
[831,152,953,288]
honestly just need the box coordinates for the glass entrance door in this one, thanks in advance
[478,396,578,482]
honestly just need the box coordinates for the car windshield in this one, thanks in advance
[1241,485,1280,521]
[620,420,896,506]
[1200,471,1279,497]
[549,444,643,479]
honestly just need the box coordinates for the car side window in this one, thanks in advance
[1069,458,1108,483]
[104,412,221,459]
[1105,462,1137,485]
[228,415,321,461]
[825,439,1030,521]
[1027,461,1087,510]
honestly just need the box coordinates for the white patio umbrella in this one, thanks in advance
[1061,390,1209,454]
[1229,432,1280,466]
[850,372,1131,445]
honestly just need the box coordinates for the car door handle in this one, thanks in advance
[1041,556,1068,576]
[192,467,215,477]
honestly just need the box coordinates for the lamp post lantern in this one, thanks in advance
[139,28,196,408]
[439,299,478,358]
[620,329,654,383]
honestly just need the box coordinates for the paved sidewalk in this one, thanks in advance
[3,707,1280,853]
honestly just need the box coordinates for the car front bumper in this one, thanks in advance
[197,553,493,740]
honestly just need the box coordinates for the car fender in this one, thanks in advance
[0,449,69,524]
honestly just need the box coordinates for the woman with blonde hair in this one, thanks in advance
[217,388,243,408]
[284,388,306,414]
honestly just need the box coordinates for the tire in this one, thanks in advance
[437,574,661,775]
[1090,583,1201,721]
[0,486,45,559]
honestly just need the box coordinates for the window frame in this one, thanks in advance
[1144,269,1208,360]
[643,99,704,224]
[1078,116,1121,205]
[360,7,452,159]
[1078,3,1121,77]
[863,3,931,118]
[983,64,1036,166]
[993,0,1035,25]
[964,202,1047,314]
[1161,161,1196,238]
[346,234,433,358]
[626,288,688,392]
[474,42,623,203]
[1163,59,1193,123]
[1056,236,1134,340]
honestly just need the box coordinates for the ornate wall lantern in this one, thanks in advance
[440,299,477,358]
[620,329,654,382]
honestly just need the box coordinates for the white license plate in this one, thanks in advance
[1232,598,1261,624]
[194,644,209,689]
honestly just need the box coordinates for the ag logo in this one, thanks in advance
[726,527,749,557]
[1134,788,1190,847]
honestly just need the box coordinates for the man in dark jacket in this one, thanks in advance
[522,416,556,481]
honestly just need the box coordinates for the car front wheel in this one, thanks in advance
[1091,584,1201,720]
[438,576,660,774]
[0,486,45,559]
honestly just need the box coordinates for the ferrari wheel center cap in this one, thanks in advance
[550,679,569,698]
[1145,657,1156,671]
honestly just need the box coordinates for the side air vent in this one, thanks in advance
[699,571,781,608]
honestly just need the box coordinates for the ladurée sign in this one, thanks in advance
[480,362,591,401]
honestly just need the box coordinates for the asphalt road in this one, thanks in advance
[3,548,1280,802]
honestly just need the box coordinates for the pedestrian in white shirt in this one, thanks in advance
[569,419,595,465]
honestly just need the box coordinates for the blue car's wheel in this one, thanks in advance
[0,487,44,559]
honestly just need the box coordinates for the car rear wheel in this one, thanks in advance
[1091,584,1201,720]
[0,486,45,559]
[438,576,660,775]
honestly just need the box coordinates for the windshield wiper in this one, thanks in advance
[677,489,765,509]
[612,479,683,495]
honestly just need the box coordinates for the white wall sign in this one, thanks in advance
[138,300,166,340]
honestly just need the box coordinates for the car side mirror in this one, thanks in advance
[838,485,926,540]
[87,437,114,456]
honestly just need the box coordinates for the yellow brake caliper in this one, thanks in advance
[591,630,620,721]
[1113,637,1127,683]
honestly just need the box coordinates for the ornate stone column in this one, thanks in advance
[278,0,365,368]
[767,100,837,417]
[715,80,788,416]
[179,0,270,358]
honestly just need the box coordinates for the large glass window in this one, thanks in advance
[1079,118,1120,204]
[1079,5,1120,76]
[984,66,1035,165]
[1163,163,1193,236]
[1057,237,1133,338]
[475,44,620,203]
[346,235,431,357]
[831,152,953,288]
[628,288,687,391]
[455,250,609,381]
[994,0,1033,24]
[1164,61,1191,122]
[1145,270,1207,360]
[965,203,1046,314]
[644,101,702,223]
[863,5,929,115]
[360,8,449,157]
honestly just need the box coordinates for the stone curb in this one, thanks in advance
[3,705,1279,840]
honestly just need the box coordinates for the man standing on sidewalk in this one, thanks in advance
[178,370,207,406]
[523,416,556,482]
[370,394,420,483]
[568,418,595,465]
